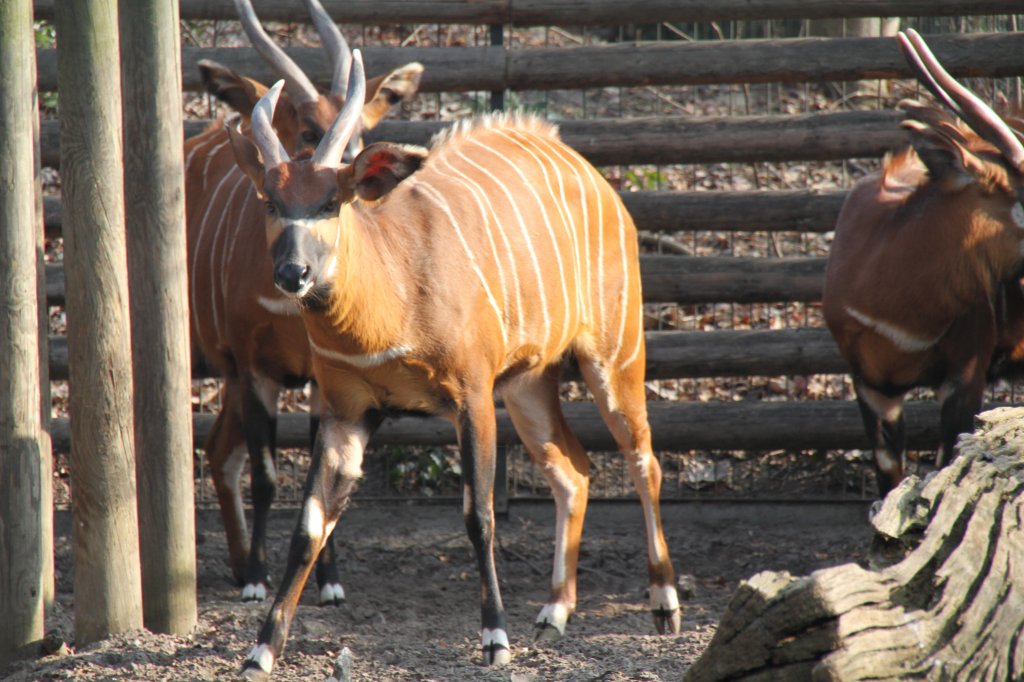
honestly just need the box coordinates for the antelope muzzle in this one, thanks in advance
[271,224,330,298]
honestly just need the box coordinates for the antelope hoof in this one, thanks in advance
[649,584,681,634]
[482,628,511,666]
[533,602,570,641]
[533,622,563,642]
[241,581,268,602]
[319,581,346,606]
[652,606,682,635]
[240,666,270,682]
[483,644,511,667]
[241,644,275,680]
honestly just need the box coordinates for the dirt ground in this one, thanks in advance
[3,499,872,682]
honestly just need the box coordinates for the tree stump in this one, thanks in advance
[685,407,1024,682]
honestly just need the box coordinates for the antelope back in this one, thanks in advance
[242,114,647,381]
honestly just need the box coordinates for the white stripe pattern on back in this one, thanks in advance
[191,165,242,352]
[609,197,631,365]
[448,147,551,350]
[434,155,515,336]
[526,134,594,328]
[500,130,584,334]
[415,180,508,346]
[468,137,571,354]
[210,171,250,340]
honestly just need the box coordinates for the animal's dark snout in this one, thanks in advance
[275,262,310,294]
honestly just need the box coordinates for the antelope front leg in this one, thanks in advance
[241,413,376,681]
[457,396,510,666]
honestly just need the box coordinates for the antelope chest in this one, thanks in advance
[313,354,456,420]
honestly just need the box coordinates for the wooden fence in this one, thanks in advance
[34,0,1024,493]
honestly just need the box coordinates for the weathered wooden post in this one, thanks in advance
[55,0,144,643]
[119,0,197,635]
[0,0,47,664]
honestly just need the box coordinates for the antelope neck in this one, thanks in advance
[309,204,407,360]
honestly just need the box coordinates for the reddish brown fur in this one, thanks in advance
[234,112,681,675]
[184,62,422,595]
[824,107,1024,494]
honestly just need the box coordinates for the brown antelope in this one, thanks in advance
[185,0,422,603]
[823,29,1024,496]
[228,52,681,678]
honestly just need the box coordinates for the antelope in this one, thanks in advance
[823,29,1024,496]
[228,52,681,678]
[185,0,422,603]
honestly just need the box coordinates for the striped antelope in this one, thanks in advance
[824,29,1024,496]
[230,52,681,678]
[185,0,422,603]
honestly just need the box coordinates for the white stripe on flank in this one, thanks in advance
[191,166,242,353]
[308,335,411,368]
[184,132,219,178]
[450,147,550,348]
[468,137,570,353]
[500,130,583,337]
[221,183,256,301]
[415,180,508,345]
[610,197,631,364]
[527,134,594,327]
[436,155,516,336]
[203,139,231,188]
[210,171,249,341]
[573,159,606,334]
[845,305,942,352]
[618,302,644,371]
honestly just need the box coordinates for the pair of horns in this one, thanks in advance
[898,28,1024,171]
[234,0,353,105]
[251,50,366,169]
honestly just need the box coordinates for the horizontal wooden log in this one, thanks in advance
[638,328,848,378]
[641,255,827,303]
[46,328,848,382]
[33,33,1024,93]
[621,190,847,235]
[48,399,946,454]
[32,0,1024,26]
[45,256,826,308]
[39,110,907,168]
[42,189,848,239]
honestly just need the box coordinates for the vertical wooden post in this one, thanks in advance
[0,0,46,665]
[119,0,197,635]
[31,17,55,612]
[55,0,144,644]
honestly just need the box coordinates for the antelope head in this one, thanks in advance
[200,0,423,157]
[226,50,427,300]
[897,29,1024,208]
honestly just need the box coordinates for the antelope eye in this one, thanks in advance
[265,202,277,216]
[301,130,320,145]
[321,199,339,215]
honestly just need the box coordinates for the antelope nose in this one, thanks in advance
[275,262,311,295]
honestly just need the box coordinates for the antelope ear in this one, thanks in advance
[360,62,424,130]
[350,142,428,201]
[225,117,266,196]
[199,60,269,118]
[200,59,300,137]
[902,118,988,189]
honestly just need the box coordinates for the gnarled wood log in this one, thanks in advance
[685,406,1024,682]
